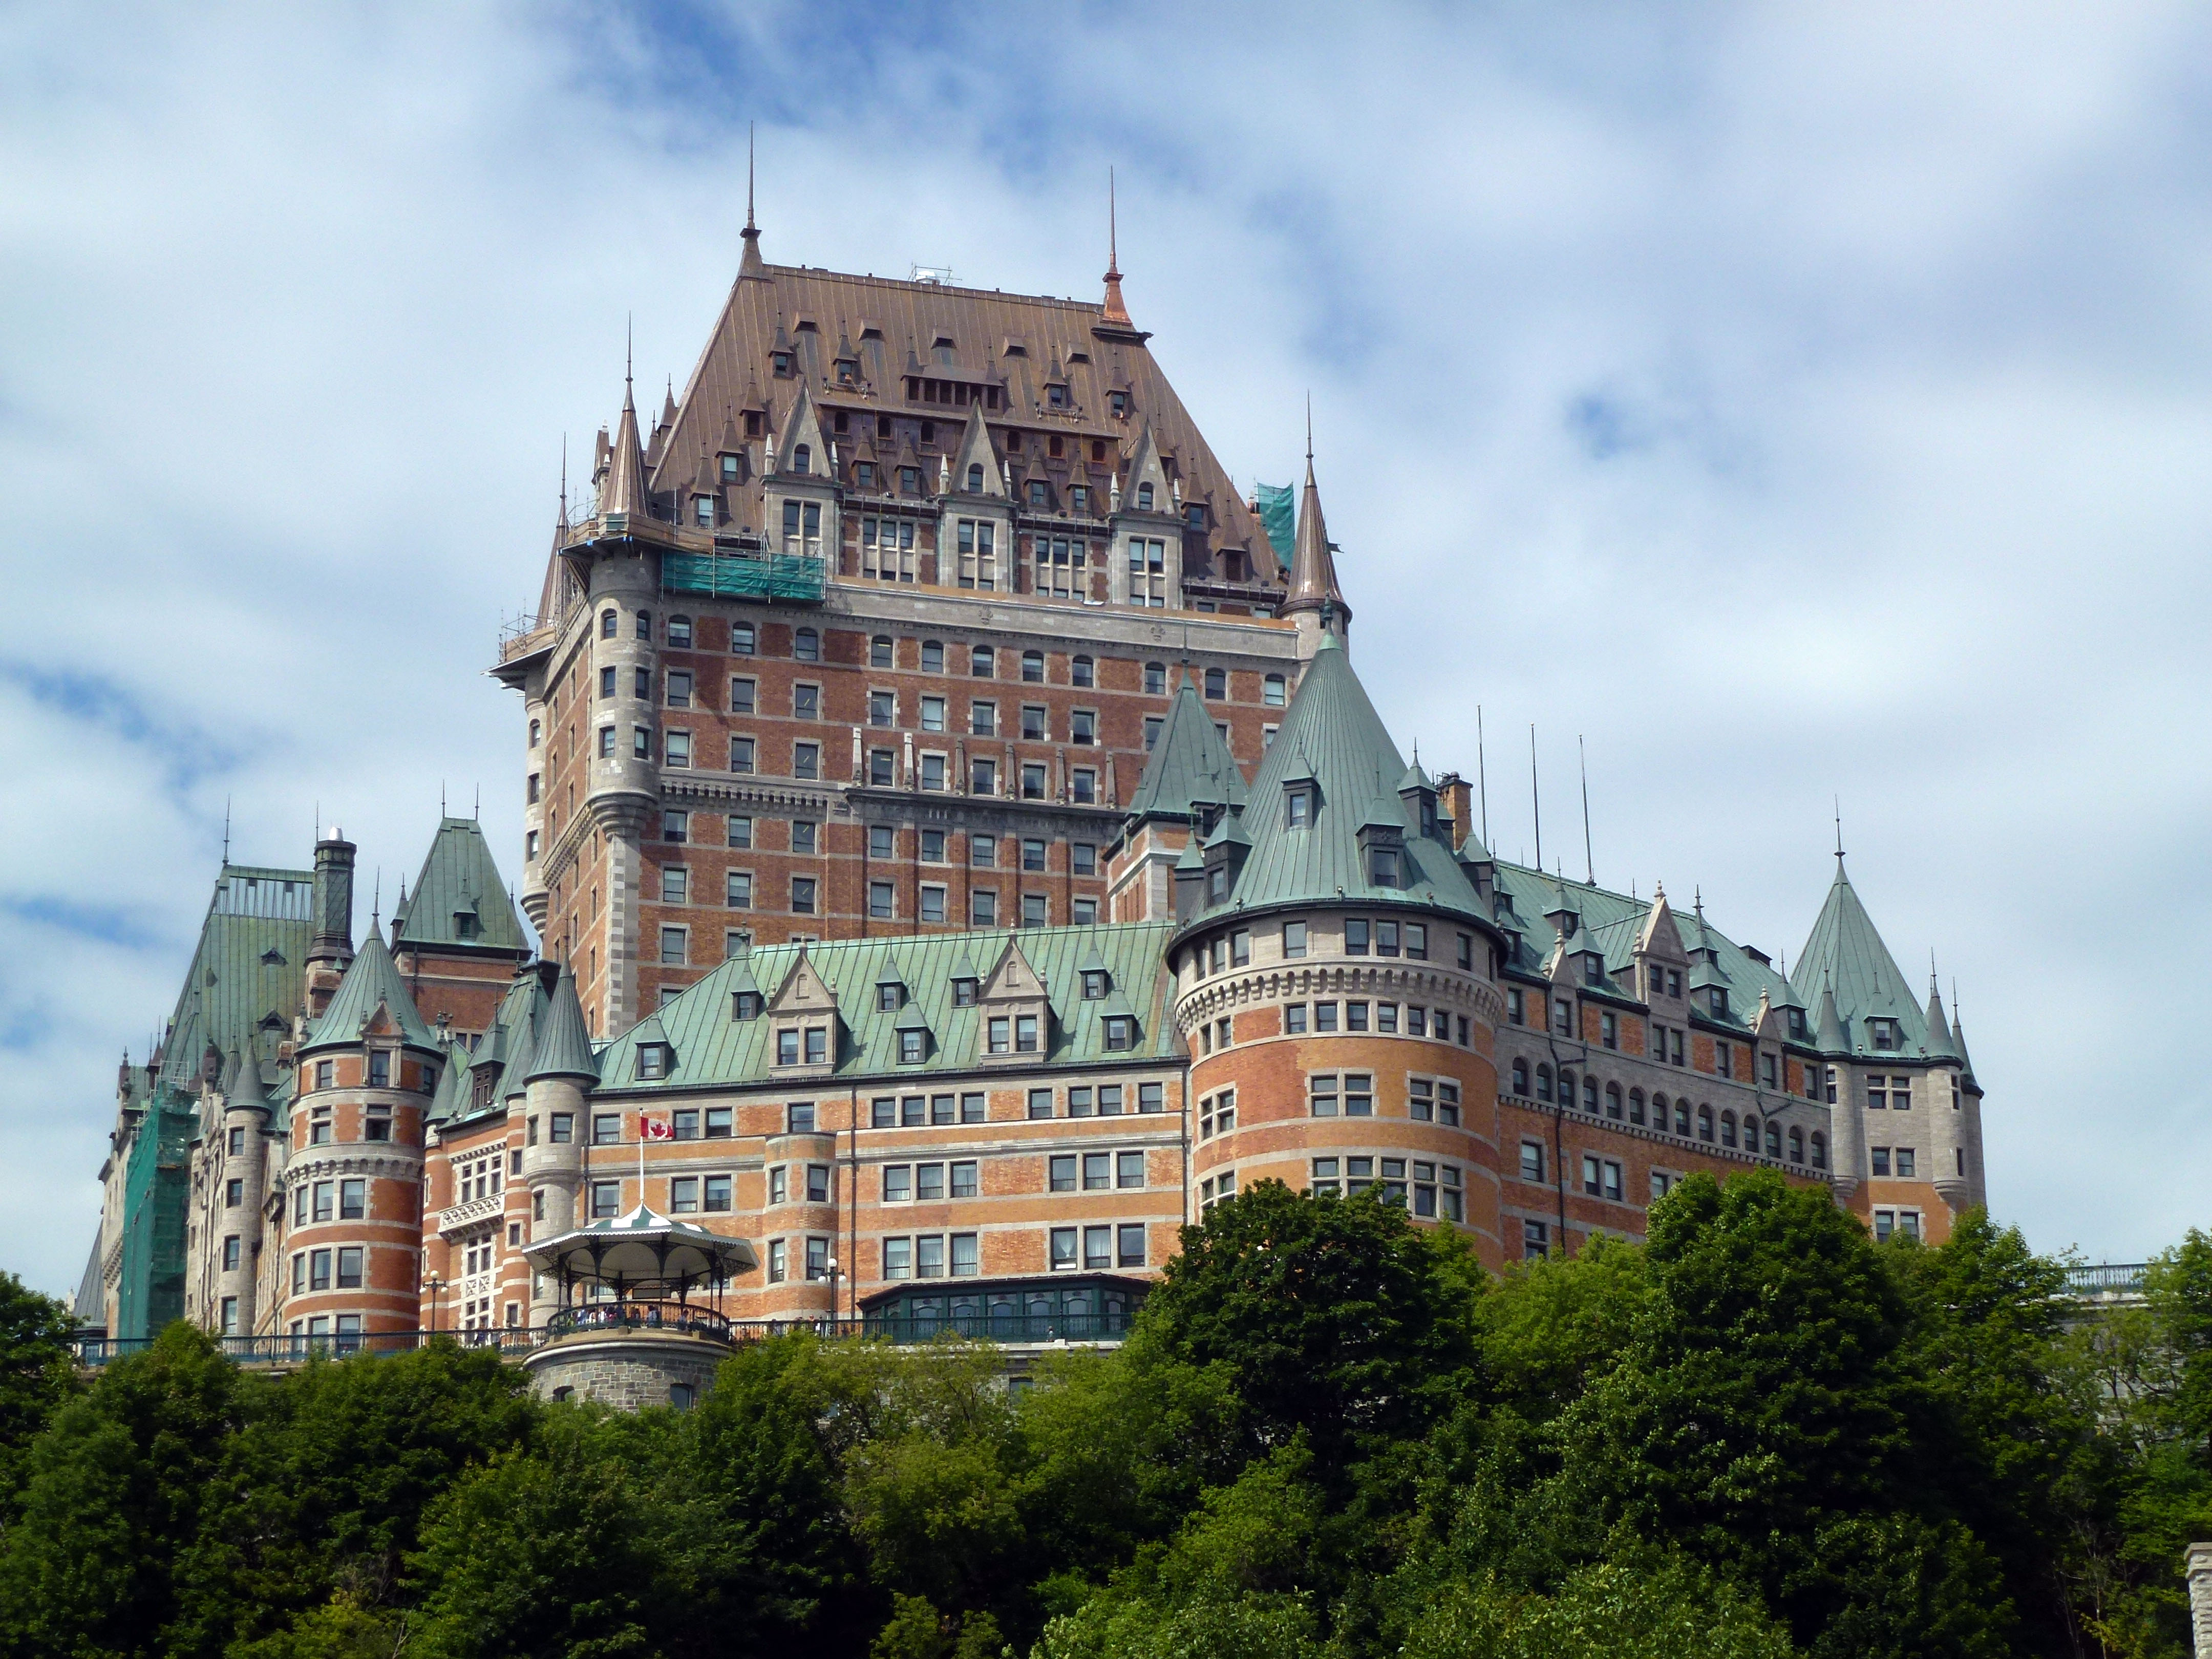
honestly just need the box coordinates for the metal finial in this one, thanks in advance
[1108,164,1117,272]
[222,796,231,865]
[1834,796,1844,862]
[1305,394,1313,464]
[747,120,756,231]
[626,314,633,389]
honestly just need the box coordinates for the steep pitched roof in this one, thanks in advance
[600,375,649,517]
[594,921,1176,1091]
[1789,861,1929,1056]
[155,864,316,1095]
[1201,633,1481,923]
[393,819,529,955]
[301,930,438,1053]
[1124,673,1247,822]
[614,253,1278,579]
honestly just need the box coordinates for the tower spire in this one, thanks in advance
[1281,407,1349,637]
[739,120,767,279]
[1100,166,1131,326]
[601,327,649,518]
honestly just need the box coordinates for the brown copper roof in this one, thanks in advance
[1281,454,1347,620]
[630,240,1278,582]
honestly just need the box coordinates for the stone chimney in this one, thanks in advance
[306,830,357,1014]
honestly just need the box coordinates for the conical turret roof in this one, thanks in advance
[1923,979,1957,1059]
[1125,673,1247,822]
[526,967,600,1083]
[1789,859,1926,1054]
[1281,453,1348,623]
[601,375,650,518]
[1192,633,1483,926]
[1813,977,1848,1054]
[301,931,437,1053]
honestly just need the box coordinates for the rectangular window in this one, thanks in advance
[768,1239,788,1282]
[1284,1004,1308,1034]
[1116,1150,1145,1189]
[869,881,895,920]
[336,1247,364,1289]
[309,1249,332,1291]
[789,1100,817,1132]
[805,1238,829,1281]
[705,1174,733,1212]
[920,884,947,924]
[730,736,755,773]
[312,1180,333,1222]
[593,1113,622,1145]
[1346,919,1370,955]
[225,1177,243,1207]
[791,878,817,914]
[916,1235,946,1278]
[1083,1225,1113,1270]
[950,1233,980,1277]
[1029,1088,1054,1120]
[669,1176,699,1213]
[1049,1227,1078,1271]
[339,1178,365,1219]
[1309,1074,1338,1117]
[1117,1224,1147,1268]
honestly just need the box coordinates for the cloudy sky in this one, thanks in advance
[5,3,2208,1298]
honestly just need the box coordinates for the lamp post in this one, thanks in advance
[825,1255,845,1332]
[424,1273,444,1337]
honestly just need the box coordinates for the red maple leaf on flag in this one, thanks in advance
[640,1116,676,1142]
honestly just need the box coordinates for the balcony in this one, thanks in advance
[662,551,826,604]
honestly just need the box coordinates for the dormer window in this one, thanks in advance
[1583,955,1604,988]
[878,983,905,1012]
[1370,847,1399,886]
[1082,970,1108,999]
[855,462,876,488]
[952,977,979,1007]
[1071,485,1089,514]
[637,1043,671,1080]
[1103,1016,1135,1052]
[1028,480,1048,507]
[720,452,739,481]
[694,496,714,525]
[1110,392,1128,418]
[773,351,792,375]
[1137,482,1154,511]
[732,991,762,1021]
[1048,384,1068,409]
[967,463,984,492]
[792,443,811,475]
[900,465,920,495]
[1286,789,1313,829]
[1709,988,1728,1017]
[1870,1018,1900,1051]
[1185,503,1205,530]
[899,1029,925,1064]
[1788,1008,1807,1039]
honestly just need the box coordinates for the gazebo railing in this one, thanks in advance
[545,1300,736,1343]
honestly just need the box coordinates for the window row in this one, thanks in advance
[1019,1081,1167,1119]
[871,1092,990,1128]
[291,1177,367,1225]
[1050,1224,1149,1271]
[1868,1145,1916,1178]
[1310,1154,1464,1219]
[1285,1001,1472,1047]
[764,1236,834,1283]
[290,1246,365,1292]
[882,1160,981,1201]
[1304,1072,1463,1124]
[1506,1061,1829,1167]
[1046,1150,1148,1192]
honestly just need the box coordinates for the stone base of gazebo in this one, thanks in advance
[521,1325,729,1410]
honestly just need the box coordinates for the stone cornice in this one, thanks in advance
[1174,961,1503,1032]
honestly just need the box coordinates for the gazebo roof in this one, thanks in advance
[523,1204,757,1291]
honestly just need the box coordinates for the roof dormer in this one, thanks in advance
[975,936,1050,1065]
[765,948,841,1077]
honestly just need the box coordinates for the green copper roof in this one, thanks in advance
[526,968,600,1083]
[1789,861,1931,1056]
[1125,673,1248,823]
[301,930,438,1053]
[426,1034,475,1124]
[155,864,316,1095]
[1196,634,1483,924]
[393,819,529,955]
[596,921,1177,1092]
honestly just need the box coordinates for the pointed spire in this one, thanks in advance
[739,120,767,279]
[1814,974,1848,1054]
[1101,166,1131,326]
[601,338,649,518]
[1923,966,1956,1058]
[1281,418,1349,628]
[661,376,678,430]
[526,966,601,1083]
[552,435,570,551]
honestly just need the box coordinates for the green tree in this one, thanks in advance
[0,1270,77,1508]
[1135,1182,1478,1469]
[0,1322,243,1658]
[1402,1555,1795,1659]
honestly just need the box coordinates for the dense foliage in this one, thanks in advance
[6,1177,2212,1657]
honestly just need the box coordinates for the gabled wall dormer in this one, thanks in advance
[975,935,1050,1064]
[937,405,1012,592]
[765,383,838,561]
[765,949,841,1078]
[1634,886,1689,1006]
[1109,421,1180,608]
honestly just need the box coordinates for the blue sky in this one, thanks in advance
[4,2,2210,1296]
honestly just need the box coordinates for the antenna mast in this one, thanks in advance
[1529,725,1543,874]
[1579,735,1594,884]
[1476,705,1488,846]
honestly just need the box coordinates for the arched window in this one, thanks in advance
[1675,1100,1691,1136]
[1072,654,1094,688]
[1810,1132,1827,1170]
[1697,1104,1713,1142]
[1263,673,1287,707]
[1022,650,1044,683]
[528,719,541,748]
[1765,1120,1782,1158]
[600,609,618,639]
[794,627,820,662]
[1144,663,1166,695]
[1512,1059,1529,1097]
[1584,1076,1600,1113]
[668,615,692,648]
[732,621,756,655]
[1651,1092,1668,1131]
[970,645,994,677]
[967,463,984,492]
[1629,1089,1646,1125]
[1204,667,1226,699]
[1788,1127,1805,1164]
[1605,1082,1623,1119]
[1721,1110,1738,1148]
[636,609,652,640]
[793,443,811,475]
[1557,1069,1574,1106]
[1536,1065,1553,1102]
[1137,481,1154,511]
[871,635,894,668]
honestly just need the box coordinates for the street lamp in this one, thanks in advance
[424,1273,444,1337]
[825,1255,845,1331]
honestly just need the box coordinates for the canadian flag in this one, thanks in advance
[639,1116,676,1142]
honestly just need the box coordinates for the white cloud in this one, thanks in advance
[1,1,2206,1294]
